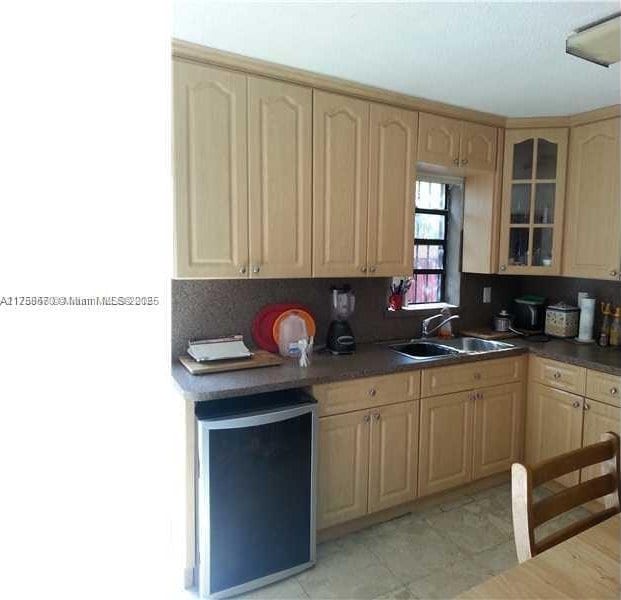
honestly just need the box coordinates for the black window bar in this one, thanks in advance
[409,184,450,304]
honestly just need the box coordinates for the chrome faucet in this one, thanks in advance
[421,312,461,338]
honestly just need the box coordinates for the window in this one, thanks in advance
[406,181,450,305]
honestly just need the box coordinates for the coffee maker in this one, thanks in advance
[326,286,356,355]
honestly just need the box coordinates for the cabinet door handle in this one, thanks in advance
[252,265,261,274]
[572,400,581,408]
[369,265,377,273]
[474,372,481,381]
[500,265,507,272]
[453,158,459,166]
[477,391,483,400]
[239,265,247,275]
[610,269,618,277]
[584,402,590,411]
[360,266,367,273]
[611,387,618,396]
[369,388,377,397]
[553,371,561,380]
[461,159,468,166]
[373,412,381,421]
[363,414,371,424]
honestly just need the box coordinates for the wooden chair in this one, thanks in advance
[512,432,621,563]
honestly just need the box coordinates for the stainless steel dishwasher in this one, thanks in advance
[195,389,317,599]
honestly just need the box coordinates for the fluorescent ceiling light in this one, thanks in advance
[566,11,621,67]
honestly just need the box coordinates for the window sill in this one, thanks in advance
[385,302,459,319]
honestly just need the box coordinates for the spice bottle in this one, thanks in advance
[599,302,612,346]
[610,307,621,347]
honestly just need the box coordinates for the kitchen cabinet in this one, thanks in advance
[173,63,313,278]
[313,91,370,277]
[472,382,524,479]
[367,103,418,277]
[529,355,586,397]
[313,91,417,277]
[173,61,248,278]
[498,128,568,275]
[421,355,525,398]
[248,77,312,278]
[317,409,370,529]
[419,391,474,496]
[581,399,621,487]
[462,129,504,274]
[562,118,621,281]
[417,112,497,172]
[525,382,583,486]
[368,401,419,513]
[314,372,421,529]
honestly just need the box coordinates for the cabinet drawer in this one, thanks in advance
[313,371,420,417]
[529,355,586,396]
[421,356,524,398]
[586,370,621,408]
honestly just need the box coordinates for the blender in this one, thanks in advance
[326,285,356,355]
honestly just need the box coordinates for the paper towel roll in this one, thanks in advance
[578,298,596,342]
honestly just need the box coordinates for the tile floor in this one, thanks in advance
[235,482,590,600]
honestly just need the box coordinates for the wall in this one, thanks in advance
[171,274,621,357]
[171,273,518,358]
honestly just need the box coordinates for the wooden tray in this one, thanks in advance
[179,350,284,375]
[461,328,518,340]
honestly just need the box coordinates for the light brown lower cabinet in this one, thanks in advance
[525,382,584,486]
[368,401,419,513]
[472,382,524,480]
[581,399,621,485]
[318,400,419,529]
[317,409,370,529]
[419,391,474,497]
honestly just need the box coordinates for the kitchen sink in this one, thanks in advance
[448,337,515,353]
[388,337,515,360]
[389,341,462,360]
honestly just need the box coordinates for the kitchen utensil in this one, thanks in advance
[493,310,514,332]
[513,295,546,332]
[251,303,311,353]
[545,302,581,338]
[327,285,356,354]
[272,309,316,343]
[179,350,283,375]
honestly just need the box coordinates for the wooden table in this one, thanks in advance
[460,514,620,599]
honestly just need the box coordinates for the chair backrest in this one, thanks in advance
[512,432,621,563]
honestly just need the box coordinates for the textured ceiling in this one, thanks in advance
[173,1,621,117]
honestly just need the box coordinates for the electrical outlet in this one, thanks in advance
[483,287,492,303]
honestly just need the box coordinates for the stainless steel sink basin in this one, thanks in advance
[448,337,515,353]
[389,341,462,360]
[387,337,515,360]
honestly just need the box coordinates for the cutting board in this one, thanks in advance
[461,328,518,340]
[179,350,284,375]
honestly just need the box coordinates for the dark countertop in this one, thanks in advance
[172,337,621,402]
[172,342,529,401]
[513,337,621,376]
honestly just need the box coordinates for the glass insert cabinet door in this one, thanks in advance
[499,128,568,274]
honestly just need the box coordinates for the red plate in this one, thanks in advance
[252,303,312,353]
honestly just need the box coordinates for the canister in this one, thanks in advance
[545,302,581,338]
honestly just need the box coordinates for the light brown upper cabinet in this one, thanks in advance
[173,62,312,278]
[174,61,249,278]
[313,91,370,277]
[562,118,621,281]
[313,91,417,277]
[498,128,568,275]
[367,104,418,276]
[248,77,312,278]
[417,113,497,172]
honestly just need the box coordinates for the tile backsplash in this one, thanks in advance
[171,275,621,358]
